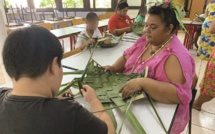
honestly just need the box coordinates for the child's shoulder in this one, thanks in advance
[80,29,87,35]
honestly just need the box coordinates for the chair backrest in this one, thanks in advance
[99,14,108,20]
[58,23,71,28]
[182,18,191,21]
[63,50,81,59]
[106,12,115,18]
[188,74,198,134]
[37,23,52,30]
[191,74,198,90]
[72,18,85,25]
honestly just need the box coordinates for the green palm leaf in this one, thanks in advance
[111,97,146,134]
[103,104,118,129]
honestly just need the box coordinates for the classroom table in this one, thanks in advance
[61,33,178,134]
[50,27,85,50]
[6,23,31,34]
[50,21,108,50]
[182,20,203,50]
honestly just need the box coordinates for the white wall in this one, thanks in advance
[0,0,10,85]
[127,0,141,6]
[127,0,141,19]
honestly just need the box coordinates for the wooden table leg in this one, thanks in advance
[69,35,74,51]
[184,25,191,49]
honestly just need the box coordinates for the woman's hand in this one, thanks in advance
[119,78,142,99]
[57,89,73,100]
[81,85,99,104]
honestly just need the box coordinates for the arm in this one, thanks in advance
[108,18,131,36]
[78,38,95,50]
[120,55,186,104]
[75,35,94,50]
[142,55,185,103]
[209,21,215,34]
[104,56,127,73]
[111,27,131,36]
[82,85,114,134]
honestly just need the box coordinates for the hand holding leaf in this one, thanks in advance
[119,78,142,99]
[57,89,73,100]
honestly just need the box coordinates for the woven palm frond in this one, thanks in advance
[97,32,125,48]
[131,24,145,36]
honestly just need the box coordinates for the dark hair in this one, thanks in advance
[2,25,63,81]
[86,12,99,21]
[117,0,129,10]
[148,4,179,33]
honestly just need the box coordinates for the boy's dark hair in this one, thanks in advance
[117,0,129,10]
[86,12,99,21]
[148,4,179,33]
[2,25,63,81]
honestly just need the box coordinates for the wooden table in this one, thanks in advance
[50,27,85,50]
[183,20,203,50]
[61,33,178,134]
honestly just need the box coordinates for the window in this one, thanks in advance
[5,0,28,8]
[90,0,112,8]
[62,0,84,8]
[34,0,55,8]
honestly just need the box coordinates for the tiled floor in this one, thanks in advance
[0,31,214,134]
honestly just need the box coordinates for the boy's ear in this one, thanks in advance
[48,57,60,75]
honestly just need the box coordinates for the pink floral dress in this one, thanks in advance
[122,35,195,134]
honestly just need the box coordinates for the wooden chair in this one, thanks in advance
[37,23,52,30]
[58,23,71,28]
[188,74,198,134]
[182,18,191,21]
[72,18,85,25]
[63,49,81,59]
[106,12,115,18]
[99,14,108,20]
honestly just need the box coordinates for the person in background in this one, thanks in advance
[75,12,111,51]
[197,0,215,60]
[135,6,147,25]
[104,3,195,134]
[108,0,133,36]
[0,26,114,134]
[193,20,215,111]
[192,3,209,49]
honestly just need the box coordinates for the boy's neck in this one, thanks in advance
[86,28,94,36]
[11,77,54,98]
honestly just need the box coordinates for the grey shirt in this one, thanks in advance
[0,88,107,134]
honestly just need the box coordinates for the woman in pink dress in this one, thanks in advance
[104,4,195,134]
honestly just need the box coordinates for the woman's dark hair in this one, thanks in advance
[86,12,99,21]
[117,0,129,10]
[148,4,179,33]
[2,25,63,81]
